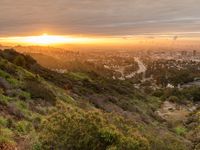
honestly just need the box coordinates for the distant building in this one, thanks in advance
[166,83,174,88]
[181,51,187,56]
[193,50,197,57]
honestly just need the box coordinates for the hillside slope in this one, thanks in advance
[0,49,198,150]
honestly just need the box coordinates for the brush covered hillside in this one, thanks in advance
[0,49,199,150]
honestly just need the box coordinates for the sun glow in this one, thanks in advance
[0,34,102,46]
[1,33,197,47]
[24,33,90,45]
[23,33,78,45]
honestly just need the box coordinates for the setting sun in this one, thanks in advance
[0,34,140,46]
[0,34,105,46]
[23,33,74,45]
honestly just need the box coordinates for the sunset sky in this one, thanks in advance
[1,0,200,45]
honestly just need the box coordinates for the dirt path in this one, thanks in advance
[156,101,196,123]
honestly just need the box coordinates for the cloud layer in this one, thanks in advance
[1,0,200,36]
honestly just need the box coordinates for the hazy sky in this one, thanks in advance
[1,0,200,36]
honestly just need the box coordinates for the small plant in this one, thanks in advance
[24,78,56,103]
[0,117,7,127]
[167,96,180,103]
[18,91,31,101]
[7,102,25,119]
[13,55,26,67]
[0,69,10,78]
[0,88,4,94]
[0,127,15,145]
[15,121,33,135]
[0,94,9,106]
[174,126,187,136]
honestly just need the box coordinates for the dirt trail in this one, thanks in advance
[156,101,197,123]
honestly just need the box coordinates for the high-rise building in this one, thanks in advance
[181,51,187,56]
[193,50,197,57]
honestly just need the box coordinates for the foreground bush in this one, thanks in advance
[24,77,56,103]
[0,128,16,150]
[38,102,149,150]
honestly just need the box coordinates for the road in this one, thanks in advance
[125,57,146,79]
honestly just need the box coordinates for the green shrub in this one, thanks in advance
[119,136,149,150]
[32,142,42,150]
[167,96,180,103]
[0,69,9,78]
[7,102,25,119]
[0,88,4,94]
[98,127,120,146]
[24,77,56,103]
[0,117,7,127]
[13,55,26,67]
[0,68,19,87]
[16,100,28,110]
[0,127,15,144]
[39,102,149,150]
[0,94,9,106]
[15,121,33,135]
[6,77,19,87]
[174,126,187,136]
[7,118,15,128]
[182,86,200,102]
[69,72,92,81]
[18,91,31,101]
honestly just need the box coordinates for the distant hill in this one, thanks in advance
[25,52,68,69]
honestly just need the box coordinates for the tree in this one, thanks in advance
[13,56,26,67]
